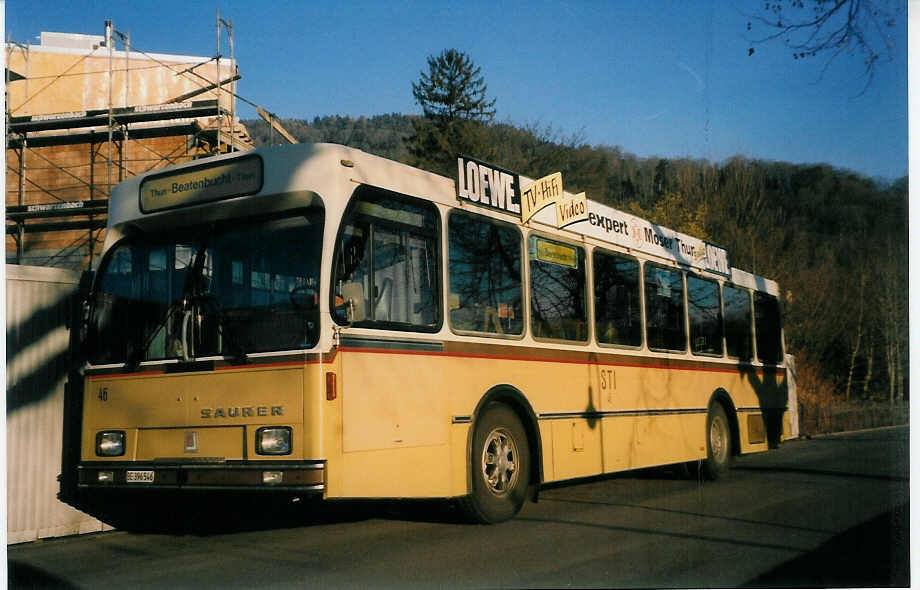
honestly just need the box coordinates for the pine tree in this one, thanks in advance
[407,49,496,176]
[412,49,496,125]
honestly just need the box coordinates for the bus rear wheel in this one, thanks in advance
[701,403,733,480]
[461,403,530,524]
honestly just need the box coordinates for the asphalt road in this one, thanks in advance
[9,426,910,589]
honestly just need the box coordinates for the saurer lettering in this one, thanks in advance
[201,406,283,419]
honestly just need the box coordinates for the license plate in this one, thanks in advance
[126,470,155,483]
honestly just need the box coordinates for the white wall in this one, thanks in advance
[6,265,111,543]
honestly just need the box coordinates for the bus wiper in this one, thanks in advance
[184,232,248,365]
[125,298,187,369]
[191,294,249,365]
[126,238,205,369]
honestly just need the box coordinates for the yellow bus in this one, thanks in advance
[68,144,788,524]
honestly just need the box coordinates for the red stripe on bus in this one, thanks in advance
[87,355,334,380]
[86,346,783,379]
[338,346,785,376]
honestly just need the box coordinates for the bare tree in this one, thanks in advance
[877,235,907,404]
[747,0,901,90]
[844,271,866,401]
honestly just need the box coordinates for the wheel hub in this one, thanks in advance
[711,415,728,462]
[482,428,519,496]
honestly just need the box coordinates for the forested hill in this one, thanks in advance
[245,114,415,162]
[242,114,908,405]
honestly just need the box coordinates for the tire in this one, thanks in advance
[701,403,733,480]
[460,403,530,524]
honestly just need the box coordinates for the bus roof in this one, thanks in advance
[106,142,779,296]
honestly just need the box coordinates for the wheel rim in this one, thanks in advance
[481,427,519,496]
[710,413,729,464]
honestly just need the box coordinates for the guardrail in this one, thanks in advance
[798,402,909,437]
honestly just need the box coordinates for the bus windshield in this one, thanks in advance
[87,211,324,365]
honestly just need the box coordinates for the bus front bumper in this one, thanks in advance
[77,460,325,492]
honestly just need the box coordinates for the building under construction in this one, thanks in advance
[6,26,253,270]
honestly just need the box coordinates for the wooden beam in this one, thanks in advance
[257,106,298,144]
[166,74,242,104]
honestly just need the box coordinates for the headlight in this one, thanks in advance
[96,431,125,456]
[256,427,292,455]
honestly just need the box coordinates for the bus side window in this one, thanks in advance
[447,211,523,336]
[688,274,723,356]
[723,285,753,361]
[528,235,587,342]
[644,263,686,352]
[593,250,641,347]
[754,292,783,365]
[332,188,440,331]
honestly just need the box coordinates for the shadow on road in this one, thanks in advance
[9,560,81,590]
[744,503,910,588]
[77,490,470,535]
[540,462,699,492]
[76,463,700,535]
[540,496,834,535]
[365,498,472,525]
[516,514,799,553]
[732,465,909,483]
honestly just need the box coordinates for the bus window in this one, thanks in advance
[723,285,753,361]
[529,235,587,342]
[593,251,641,347]
[644,264,686,352]
[87,212,323,364]
[332,188,440,331]
[448,211,523,335]
[688,275,723,356]
[755,292,783,365]
[90,242,195,363]
[202,215,323,354]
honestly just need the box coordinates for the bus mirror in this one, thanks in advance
[71,270,95,342]
[342,282,366,323]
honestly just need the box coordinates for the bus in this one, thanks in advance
[64,143,788,525]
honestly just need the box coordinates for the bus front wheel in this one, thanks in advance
[701,403,733,480]
[461,403,530,524]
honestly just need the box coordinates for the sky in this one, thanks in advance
[3,0,910,181]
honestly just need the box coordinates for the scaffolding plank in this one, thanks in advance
[8,101,223,134]
[6,200,109,214]
[7,207,108,222]
[6,219,107,235]
[7,122,202,149]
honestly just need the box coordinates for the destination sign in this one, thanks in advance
[140,155,263,213]
[456,155,521,216]
[533,237,578,268]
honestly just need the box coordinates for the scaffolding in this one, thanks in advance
[5,16,250,270]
